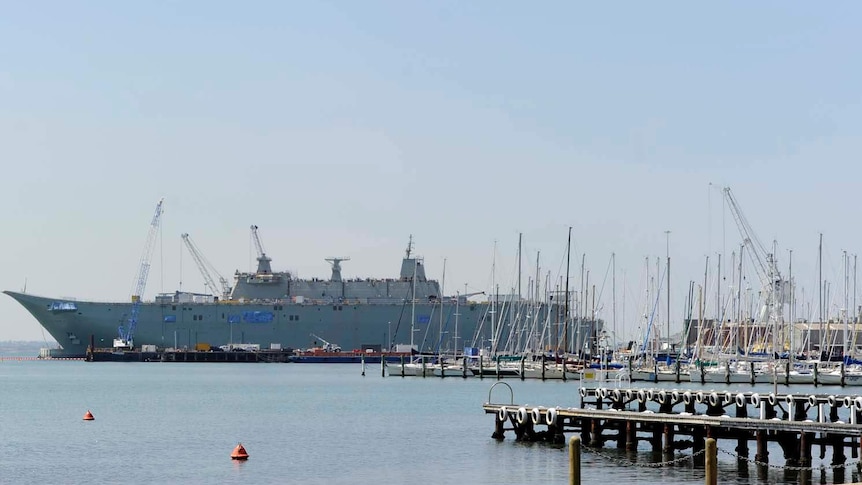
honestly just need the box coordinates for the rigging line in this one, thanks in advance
[417,300,436,353]
[546,234,570,293]
[639,265,667,357]
[593,253,614,317]
[389,270,416,348]
[469,298,493,348]
[433,303,457,354]
[620,267,646,340]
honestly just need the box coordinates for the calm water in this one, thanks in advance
[0,361,859,484]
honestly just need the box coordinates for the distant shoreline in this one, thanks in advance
[0,341,56,358]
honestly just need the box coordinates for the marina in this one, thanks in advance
[69,339,862,391]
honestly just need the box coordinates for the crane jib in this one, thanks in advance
[115,198,164,348]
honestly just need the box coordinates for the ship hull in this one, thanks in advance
[4,291,487,358]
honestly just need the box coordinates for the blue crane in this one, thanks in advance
[114,198,165,348]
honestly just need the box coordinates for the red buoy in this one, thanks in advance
[83,410,95,421]
[231,443,249,460]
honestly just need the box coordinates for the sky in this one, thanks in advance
[2,2,861,344]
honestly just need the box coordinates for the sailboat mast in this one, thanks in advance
[819,233,823,359]
[643,256,650,357]
[717,253,721,324]
[411,257,417,350]
[491,240,497,354]
[665,230,671,354]
[697,284,704,361]
[853,255,859,356]
[591,283,596,357]
[516,233,522,353]
[518,233,522,302]
[655,257,660,344]
[584,269,590,355]
[687,281,695,352]
[579,253,585,357]
[789,249,793,355]
[535,252,541,304]
[769,240,784,370]
[622,269,626,349]
[535,251,541,351]
[845,250,849,358]
[454,291,460,356]
[855,255,859,356]
[440,258,446,353]
[612,252,616,356]
[564,227,572,356]
[841,251,850,360]
[738,245,744,355]
[702,255,709,323]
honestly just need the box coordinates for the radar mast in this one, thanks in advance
[325,257,350,282]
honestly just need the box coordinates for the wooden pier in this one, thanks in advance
[485,385,862,479]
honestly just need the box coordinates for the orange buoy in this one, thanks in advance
[83,410,94,421]
[231,443,249,460]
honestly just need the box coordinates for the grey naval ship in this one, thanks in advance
[5,238,488,358]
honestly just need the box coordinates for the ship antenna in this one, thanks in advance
[405,234,413,259]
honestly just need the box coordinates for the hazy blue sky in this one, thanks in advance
[2,2,861,343]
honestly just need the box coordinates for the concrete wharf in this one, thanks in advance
[485,384,862,479]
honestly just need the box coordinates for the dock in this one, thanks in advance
[84,346,412,363]
[86,347,296,362]
[485,385,862,481]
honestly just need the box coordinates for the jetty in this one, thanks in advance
[485,384,862,482]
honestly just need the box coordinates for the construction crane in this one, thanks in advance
[181,233,231,299]
[114,198,164,348]
[310,333,341,352]
[250,225,272,274]
[722,187,785,319]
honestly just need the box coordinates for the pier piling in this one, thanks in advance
[705,438,717,485]
[755,429,769,465]
[662,423,674,458]
[569,436,581,485]
[492,409,506,440]
[625,420,637,451]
